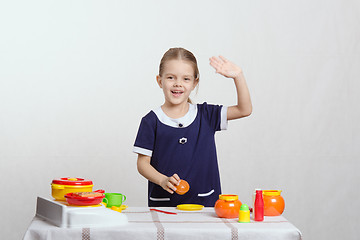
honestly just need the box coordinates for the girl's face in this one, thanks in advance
[157,59,198,107]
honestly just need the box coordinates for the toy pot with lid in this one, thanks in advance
[214,194,242,218]
[51,177,94,201]
[263,190,285,216]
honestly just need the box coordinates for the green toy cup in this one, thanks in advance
[103,193,126,208]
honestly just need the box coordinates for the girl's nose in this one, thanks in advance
[173,79,182,87]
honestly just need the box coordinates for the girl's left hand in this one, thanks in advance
[209,56,243,79]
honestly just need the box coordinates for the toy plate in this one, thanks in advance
[176,204,204,211]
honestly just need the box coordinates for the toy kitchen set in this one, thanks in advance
[36,177,128,228]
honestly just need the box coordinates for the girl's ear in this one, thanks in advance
[193,77,199,89]
[156,75,162,88]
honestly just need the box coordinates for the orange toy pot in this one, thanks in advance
[214,194,242,218]
[263,190,285,216]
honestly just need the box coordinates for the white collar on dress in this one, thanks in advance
[153,103,198,128]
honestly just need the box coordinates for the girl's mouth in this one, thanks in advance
[171,90,184,97]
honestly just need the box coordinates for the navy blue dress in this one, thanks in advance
[133,102,228,207]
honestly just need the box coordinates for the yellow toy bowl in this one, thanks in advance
[51,177,94,201]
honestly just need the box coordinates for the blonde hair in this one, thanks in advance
[159,47,199,103]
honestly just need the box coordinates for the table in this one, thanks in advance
[23,207,302,240]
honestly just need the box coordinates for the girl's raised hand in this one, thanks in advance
[209,56,243,79]
[160,173,180,194]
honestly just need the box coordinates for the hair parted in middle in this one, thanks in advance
[159,47,200,81]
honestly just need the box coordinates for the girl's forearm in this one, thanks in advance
[228,72,252,120]
[137,155,166,186]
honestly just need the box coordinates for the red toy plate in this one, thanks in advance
[64,190,105,206]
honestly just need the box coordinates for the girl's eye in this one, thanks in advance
[167,76,173,79]
[184,78,190,81]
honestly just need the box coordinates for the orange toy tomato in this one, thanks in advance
[214,194,242,218]
[175,180,190,195]
[263,190,285,216]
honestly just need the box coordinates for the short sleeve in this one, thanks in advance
[200,102,228,131]
[133,112,157,156]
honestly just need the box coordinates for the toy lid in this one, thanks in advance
[240,204,249,211]
[263,190,282,196]
[219,194,238,201]
[52,177,93,186]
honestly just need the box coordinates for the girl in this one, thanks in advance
[133,47,252,207]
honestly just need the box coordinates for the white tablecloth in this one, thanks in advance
[23,207,302,240]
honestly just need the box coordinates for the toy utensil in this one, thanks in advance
[150,208,177,215]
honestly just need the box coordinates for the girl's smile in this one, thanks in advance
[171,90,184,97]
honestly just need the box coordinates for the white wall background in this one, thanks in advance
[1,0,359,239]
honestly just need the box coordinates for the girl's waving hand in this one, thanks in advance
[209,56,243,79]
